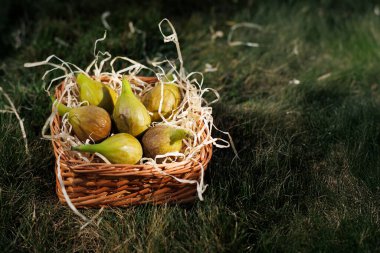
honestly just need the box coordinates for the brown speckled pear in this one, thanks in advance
[142,125,189,158]
[53,99,111,142]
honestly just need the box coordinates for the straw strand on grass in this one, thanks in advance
[0,86,29,156]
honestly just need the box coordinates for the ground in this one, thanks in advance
[0,0,379,252]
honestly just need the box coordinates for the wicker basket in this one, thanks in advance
[51,76,213,208]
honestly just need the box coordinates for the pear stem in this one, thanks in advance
[170,128,189,144]
[164,74,174,82]
[72,144,98,153]
[51,96,71,116]
[121,77,133,94]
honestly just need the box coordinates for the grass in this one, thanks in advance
[1,0,380,252]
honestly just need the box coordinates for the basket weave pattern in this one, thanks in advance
[52,76,213,208]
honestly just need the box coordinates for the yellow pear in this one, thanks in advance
[76,73,117,113]
[142,83,181,122]
[72,133,142,164]
[112,77,151,136]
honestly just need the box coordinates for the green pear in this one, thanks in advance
[112,77,151,136]
[72,133,142,164]
[52,98,111,142]
[76,73,117,113]
[142,83,181,122]
[142,125,190,159]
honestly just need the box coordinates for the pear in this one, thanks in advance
[142,125,190,159]
[76,73,117,113]
[112,77,151,136]
[52,98,111,142]
[142,83,181,122]
[72,133,142,164]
